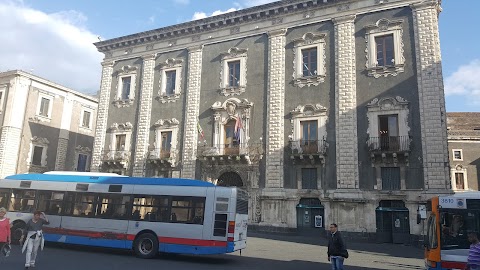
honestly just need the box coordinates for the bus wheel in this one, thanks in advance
[11,222,26,244]
[133,233,159,259]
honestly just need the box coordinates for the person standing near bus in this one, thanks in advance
[20,211,49,269]
[466,232,480,270]
[327,223,348,270]
[0,207,11,256]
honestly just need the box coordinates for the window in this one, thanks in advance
[301,168,318,189]
[293,33,326,87]
[115,134,126,151]
[165,71,176,95]
[96,194,131,219]
[170,197,205,224]
[300,120,318,154]
[132,196,170,222]
[302,48,318,77]
[455,173,465,190]
[71,194,95,217]
[378,115,399,151]
[9,190,35,212]
[77,154,88,172]
[381,167,401,190]
[427,215,438,249]
[453,150,463,161]
[38,97,51,117]
[81,110,92,128]
[32,146,44,166]
[224,120,239,155]
[365,18,405,77]
[121,77,131,100]
[228,61,241,87]
[214,213,228,237]
[158,59,183,103]
[160,131,172,159]
[375,34,394,67]
[36,191,64,215]
[0,188,8,209]
[220,47,247,96]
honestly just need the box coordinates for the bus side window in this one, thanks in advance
[9,189,35,213]
[0,189,9,209]
[427,215,438,249]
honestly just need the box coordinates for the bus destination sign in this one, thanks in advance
[439,196,467,209]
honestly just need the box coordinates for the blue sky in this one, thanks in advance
[1,0,478,112]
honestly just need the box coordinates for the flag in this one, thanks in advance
[197,121,204,139]
[234,114,243,143]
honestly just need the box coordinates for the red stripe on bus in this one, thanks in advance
[441,261,467,269]
[159,237,227,247]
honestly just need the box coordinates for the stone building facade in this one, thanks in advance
[0,70,98,177]
[92,0,450,242]
[447,113,480,192]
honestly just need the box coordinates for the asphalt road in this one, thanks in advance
[0,234,425,270]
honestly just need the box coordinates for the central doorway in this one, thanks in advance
[296,198,324,235]
[375,200,410,244]
[217,171,243,187]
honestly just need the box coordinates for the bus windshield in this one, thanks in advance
[440,209,480,250]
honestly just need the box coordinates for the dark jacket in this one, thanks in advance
[327,231,347,257]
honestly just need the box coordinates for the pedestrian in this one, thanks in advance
[327,223,348,270]
[466,231,480,270]
[20,211,49,269]
[0,207,11,257]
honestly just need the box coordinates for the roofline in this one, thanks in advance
[93,0,344,52]
[0,70,98,103]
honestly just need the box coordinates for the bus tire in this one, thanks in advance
[11,222,26,245]
[133,233,159,259]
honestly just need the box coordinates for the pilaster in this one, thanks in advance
[265,28,287,189]
[91,61,114,172]
[411,0,449,190]
[181,46,203,179]
[333,15,359,189]
[133,54,157,177]
[54,96,73,170]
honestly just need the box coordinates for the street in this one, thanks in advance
[0,233,424,270]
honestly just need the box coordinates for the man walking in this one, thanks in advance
[327,223,348,270]
[466,231,480,270]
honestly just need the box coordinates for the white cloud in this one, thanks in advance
[174,0,190,5]
[445,60,480,103]
[192,8,237,21]
[0,1,103,94]
[243,0,278,7]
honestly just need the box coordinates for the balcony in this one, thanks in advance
[288,139,328,164]
[367,136,411,165]
[147,148,178,167]
[198,143,263,165]
[102,150,130,168]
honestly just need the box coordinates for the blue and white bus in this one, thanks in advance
[0,172,248,258]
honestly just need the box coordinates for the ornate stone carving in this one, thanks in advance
[367,96,409,111]
[119,65,137,74]
[272,18,283,25]
[292,32,327,87]
[108,122,134,132]
[31,136,49,146]
[152,118,180,128]
[365,19,405,78]
[113,65,138,108]
[156,58,184,103]
[75,145,92,153]
[230,27,240,34]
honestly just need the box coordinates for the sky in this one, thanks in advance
[0,0,478,111]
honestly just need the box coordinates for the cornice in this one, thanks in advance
[96,0,424,60]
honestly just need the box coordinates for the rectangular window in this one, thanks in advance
[132,195,170,222]
[381,167,401,190]
[453,150,463,161]
[170,197,205,224]
[72,194,95,217]
[213,213,228,237]
[82,111,91,128]
[375,34,394,67]
[378,115,399,151]
[301,168,318,189]
[77,154,88,172]
[165,70,176,95]
[300,120,318,154]
[228,61,241,87]
[9,189,36,212]
[39,97,50,117]
[302,47,318,77]
[115,134,126,151]
[95,194,131,219]
[455,173,465,190]
[32,146,44,166]
[121,77,132,100]
[36,191,64,215]
[160,131,172,159]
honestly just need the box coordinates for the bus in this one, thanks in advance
[425,192,480,270]
[0,172,248,258]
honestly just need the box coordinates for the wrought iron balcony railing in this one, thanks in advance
[289,140,327,155]
[102,150,131,161]
[368,136,410,152]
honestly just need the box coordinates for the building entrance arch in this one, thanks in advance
[217,171,244,187]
